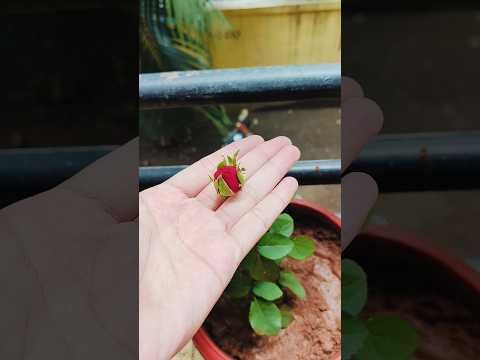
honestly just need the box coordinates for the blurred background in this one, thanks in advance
[343,2,480,358]
[344,0,480,266]
[139,0,341,215]
[1,3,138,149]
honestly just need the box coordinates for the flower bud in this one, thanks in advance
[212,151,245,197]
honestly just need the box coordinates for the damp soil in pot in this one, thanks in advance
[345,229,480,360]
[203,203,341,360]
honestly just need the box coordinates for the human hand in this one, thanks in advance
[341,77,384,249]
[139,136,301,360]
[0,139,138,359]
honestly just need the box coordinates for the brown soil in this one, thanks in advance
[365,291,480,360]
[204,221,341,360]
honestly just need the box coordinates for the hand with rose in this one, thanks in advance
[139,136,301,360]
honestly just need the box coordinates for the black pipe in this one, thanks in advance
[1,132,480,206]
[348,132,480,192]
[139,160,341,190]
[140,64,341,109]
[0,146,116,206]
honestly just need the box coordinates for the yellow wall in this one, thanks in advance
[209,2,341,68]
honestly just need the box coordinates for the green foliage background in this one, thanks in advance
[140,0,233,143]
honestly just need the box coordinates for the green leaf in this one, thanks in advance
[226,271,251,299]
[279,271,305,299]
[357,315,418,360]
[239,250,257,272]
[257,233,294,260]
[249,298,282,336]
[231,152,238,166]
[279,304,294,328]
[250,254,280,282]
[288,236,316,260]
[227,155,234,165]
[269,213,294,237]
[342,313,368,360]
[217,159,226,169]
[216,176,234,197]
[253,281,283,301]
[237,169,245,186]
[342,259,367,316]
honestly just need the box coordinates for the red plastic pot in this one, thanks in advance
[193,199,342,360]
[346,225,480,299]
[344,225,480,357]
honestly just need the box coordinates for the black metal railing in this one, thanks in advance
[2,64,480,205]
[140,64,341,109]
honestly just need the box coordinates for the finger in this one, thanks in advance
[59,138,138,222]
[342,76,364,101]
[165,135,264,197]
[196,136,292,209]
[230,177,298,254]
[342,97,383,172]
[217,145,301,228]
[341,172,378,250]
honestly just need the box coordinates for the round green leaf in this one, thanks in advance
[288,236,316,260]
[253,281,283,301]
[269,213,294,237]
[249,298,282,336]
[250,253,280,282]
[279,270,305,299]
[257,233,294,260]
[357,315,418,360]
[342,259,367,316]
[225,271,251,299]
[342,313,368,360]
[279,304,294,328]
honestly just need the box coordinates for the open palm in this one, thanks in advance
[139,136,300,360]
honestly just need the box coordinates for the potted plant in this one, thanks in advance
[193,199,341,360]
[343,226,480,359]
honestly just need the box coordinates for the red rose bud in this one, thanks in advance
[214,166,240,193]
[211,151,245,197]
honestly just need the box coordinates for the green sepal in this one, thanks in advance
[216,176,234,197]
[217,159,226,169]
[237,169,245,187]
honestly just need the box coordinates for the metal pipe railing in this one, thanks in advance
[1,132,479,203]
[348,131,480,192]
[140,160,340,190]
[140,64,341,109]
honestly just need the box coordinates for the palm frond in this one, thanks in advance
[140,0,233,135]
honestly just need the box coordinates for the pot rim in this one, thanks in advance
[362,224,480,296]
[193,199,341,360]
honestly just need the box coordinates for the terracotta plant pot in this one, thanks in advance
[346,225,480,299]
[193,199,341,360]
[344,225,480,358]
